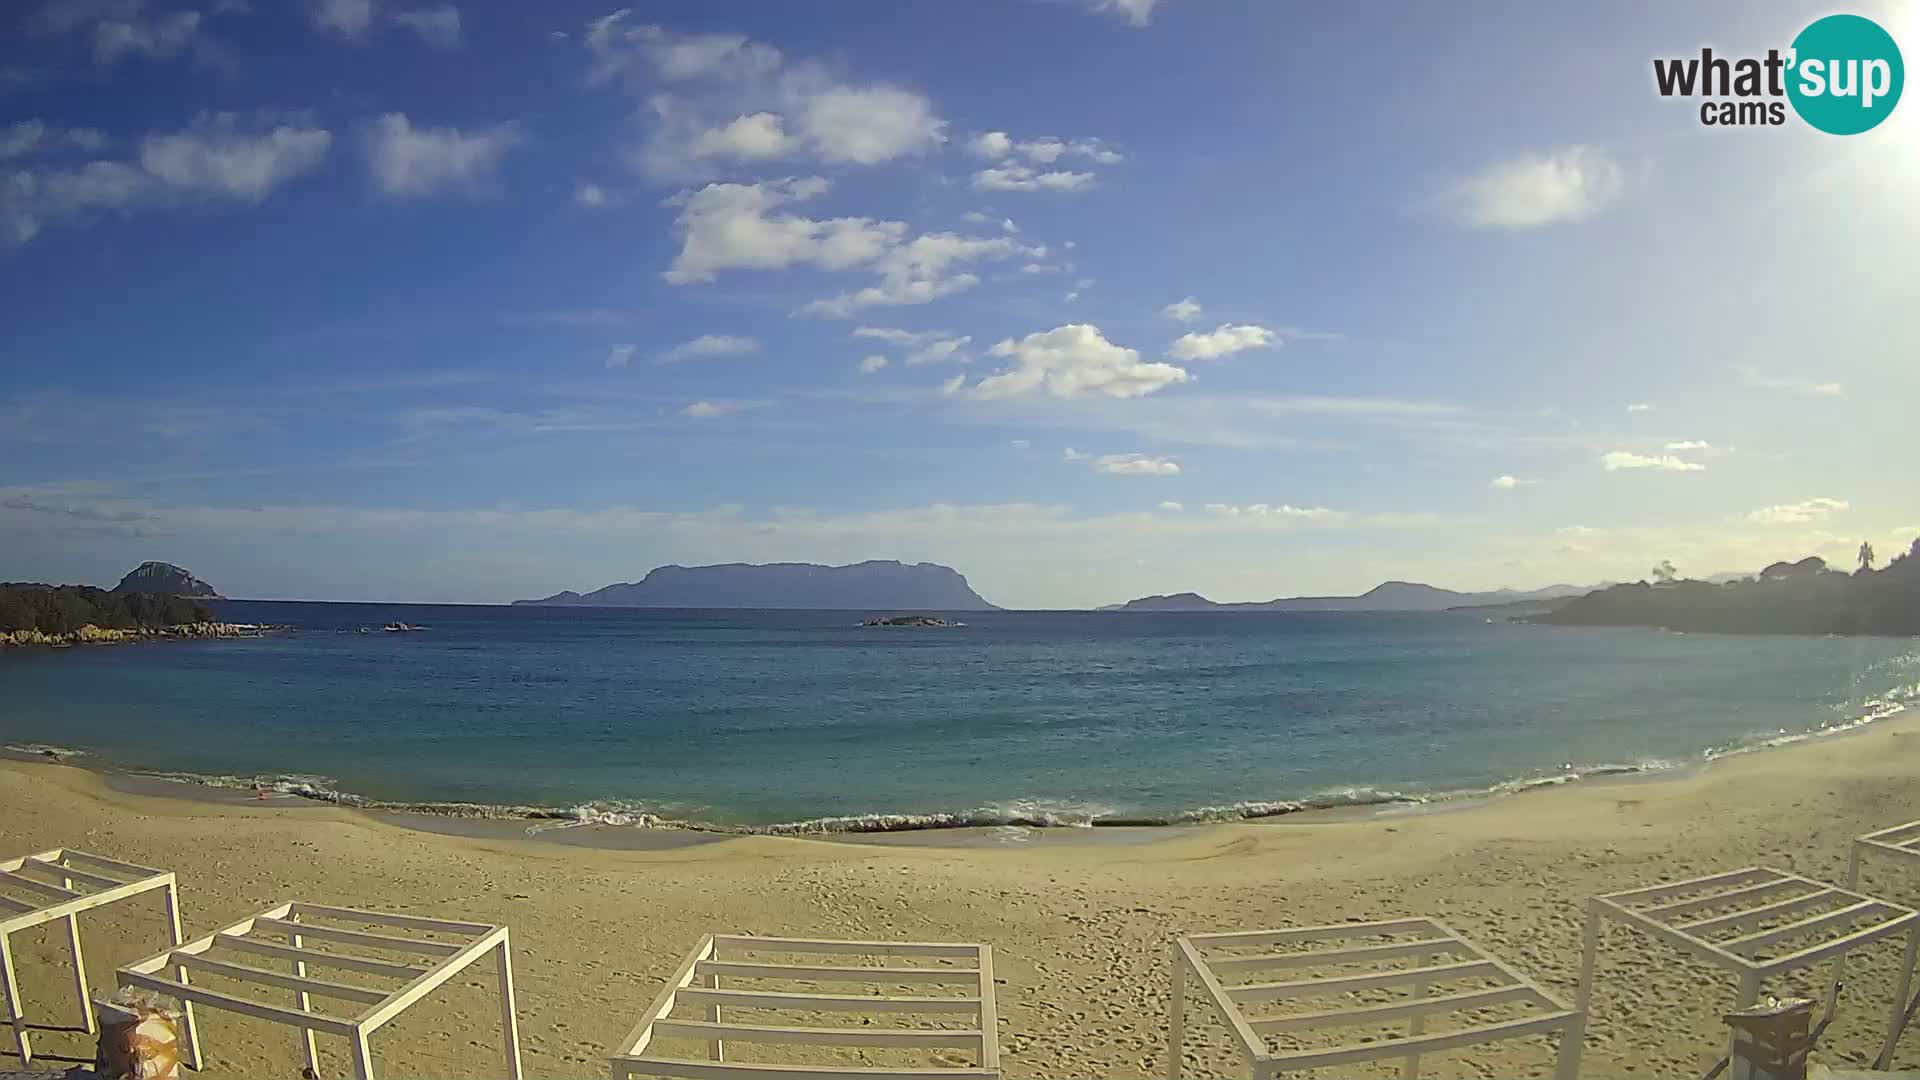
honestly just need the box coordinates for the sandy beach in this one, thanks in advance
[6,716,1920,1079]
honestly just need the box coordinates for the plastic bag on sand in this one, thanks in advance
[94,986,181,1080]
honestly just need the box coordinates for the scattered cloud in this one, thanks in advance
[962,324,1190,400]
[1740,368,1846,398]
[3,112,331,247]
[95,9,204,66]
[851,327,972,365]
[1490,475,1537,490]
[1664,439,1712,451]
[1092,0,1159,27]
[681,399,760,418]
[1065,448,1181,476]
[1747,497,1849,525]
[363,113,520,197]
[858,354,888,374]
[310,0,375,40]
[961,210,1019,233]
[1009,439,1032,450]
[662,176,900,284]
[1204,503,1344,520]
[574,180,608,207]
[1442,146,1623,229]
[0,120,48,161]
[585,13,945,179]
[1626,402,1654,413]
[971,164,1096,192]
[393,4,460,48]
[657,333,759,363]
[605,344,636,368]
[965,131,1121,165]
[1167,323,1276,361]
[1161,296,1201,322]
[1601,450,1706,472]
[1157,501,1183,512]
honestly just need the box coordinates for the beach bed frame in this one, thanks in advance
[0,847,187,1068]
[610,933,1000,1080]
[1169,918,1582,1079]
[1850,821,1920,893]
[116,901,522,1080]
[1575,867,1920,1068]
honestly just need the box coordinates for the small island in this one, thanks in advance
[861,615,954,628]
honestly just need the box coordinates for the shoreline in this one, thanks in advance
[0,620,281,650]
[8,710,1920,1077]
[4,699,1903,850]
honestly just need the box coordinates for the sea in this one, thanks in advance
[2,602,1916,835]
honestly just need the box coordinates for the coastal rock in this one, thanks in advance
[862,615,953,627]
[0,622,276,649]
[515,560,999,611]
[112,561,221,598]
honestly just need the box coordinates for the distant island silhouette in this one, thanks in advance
[514,560,999,610]
[1102,581,1591,613]
[1537,540,1920,636]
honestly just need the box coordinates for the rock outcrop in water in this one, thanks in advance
[112,561,221,598]
[1105,581,1590,612]
[515,560,999,610]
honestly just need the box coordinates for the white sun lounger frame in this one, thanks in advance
[0,847,187,1068]
[1169,918,1582,1079]
[117,900,523,1080]
[1574,866,1920,1067]
[610,933,1001,1080]
[1849,820,1920,891]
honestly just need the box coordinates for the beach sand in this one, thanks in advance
[5,717,1920,1079]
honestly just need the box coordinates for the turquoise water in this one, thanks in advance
[1,602,1915,831]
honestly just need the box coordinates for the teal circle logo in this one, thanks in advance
[1787,14,1904,134]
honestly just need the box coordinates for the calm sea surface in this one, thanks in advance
[2,602,1915,831]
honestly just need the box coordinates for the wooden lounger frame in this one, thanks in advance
[1574,865,1920,1068]
[0,847,186,1068]
[117,901,523,1080]
[610,934,1000,1080]
[1169,918,1581,1079]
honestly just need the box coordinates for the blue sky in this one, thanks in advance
[2,0,1916,607]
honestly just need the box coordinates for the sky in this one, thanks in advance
[2,0,1917,608]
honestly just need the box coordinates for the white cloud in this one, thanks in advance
[851,327,972,365]
[971,164,1095,192]
[1748,497,1849,525]
[662,176,902,284]
[574,180,608,207]
[686,112,798,161]
[393,4,460,48]
[1664,440,1711,451]
[1490,475,1537,490]
[3,112,330,246]
[1740,368,1846,398]
[363,113,521,196]
[1158,501,1183,512]
[858,354,888,374]
[963,324,1190,400]
[966,131,1012,158]
[0,120,47,161]
[1065,449,1180,476]
[960,210,1018,233]
[310,0,375,39]
[1167,323,1276,361]
[1602,450,1706,472]
[657,333,759,363]
[1204,503,1343,520]
[1093,0,1159,27]
[1009,439,1031,450]
[605,344,636,368]
[1443,146,1623,229]
[139,112,333,202]
[799,231,1026,317]
[586,14,943,177]
[1161,296,1201,322]
[1626,402,1654,413]
[681,400,758,418]
[94,10,202,65]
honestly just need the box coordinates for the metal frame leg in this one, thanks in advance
[1,931,30,1066]
[351,1027,375,1080]
[1559,904,1601,1080]
[289,914,320,1076]
[1875,926,1920,1070]
[496,935,523,1080]
[1167,940,1185,1080]
[162,880,202,1070]
[1402,974,1428,1080]
[61,870,95,1037]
